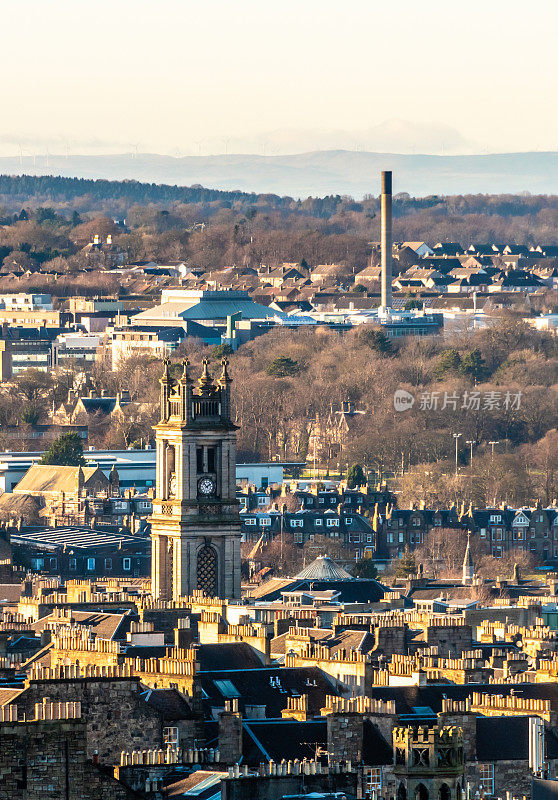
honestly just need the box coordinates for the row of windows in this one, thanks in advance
[347,533,374,543]
[30,556,133,571]
[293,531,344,544]
[484,527,557,540]
[244,517,350,528]
[493,545,558,557]
[388,517,445,527]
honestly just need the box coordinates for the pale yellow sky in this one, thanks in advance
[1,0,557,156]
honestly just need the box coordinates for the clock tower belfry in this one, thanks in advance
[150,357,241,600]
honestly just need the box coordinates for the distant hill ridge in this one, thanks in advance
[0,148,557,200]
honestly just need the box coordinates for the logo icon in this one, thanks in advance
[394,389,415,412]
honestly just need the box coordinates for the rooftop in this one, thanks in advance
[295,555,353,581]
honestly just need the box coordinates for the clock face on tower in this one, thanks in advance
[198,476,216,497]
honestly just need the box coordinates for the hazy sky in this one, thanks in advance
[2,0,557,156]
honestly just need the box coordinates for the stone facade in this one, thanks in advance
[326,712,364,763]
[0,711,134,799]
[20,674,166,764]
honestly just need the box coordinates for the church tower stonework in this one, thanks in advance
[150,357,241,600]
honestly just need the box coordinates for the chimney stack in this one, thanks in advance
[380,170,393,312]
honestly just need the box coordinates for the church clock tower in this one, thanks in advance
[150,357,241,600]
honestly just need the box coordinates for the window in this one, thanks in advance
[345,517,353,525]
[260,517,271,526]
[196,447,203,473]
[315,518,323,526]
[290,519,304,528]
[105,558,112,570]
[69,558,77,571]
[412,517,421,527]
[353,532,361,543]
[399,531,404,543]
[367,767,382,795]
[123,558,131,571]
[163,727,179,746]
[207,448,216,473]
[294,531,303,544]
[478,764,494,795]
[49,558,57,569]
[480,528,486,538]
[87,557,95,571]
[388,532,393,543]
[367,534,373,542]
[257,496,268,505]
[319,497,325,504]
[245,518,256,526]
[326,518,339,527]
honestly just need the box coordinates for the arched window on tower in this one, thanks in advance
[197,545,218,596]
[415,784,429,800]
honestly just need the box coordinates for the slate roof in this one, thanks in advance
[240,717,393,766]
[11,526,148,552]
[164,770,226,800]
[14,465,105,495]
[29,610,129,640]
[476,716,558,761]
[78,397,118,414]
[197,643,267,671]
[141,688,194,720]
[198,666,341,719]
[295,555,353,581]
[251,577,385,604]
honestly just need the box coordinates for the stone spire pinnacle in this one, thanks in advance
[462,532,474,585]
[198,358,213,388]
[180,358,190,383]
[219,357,232,386]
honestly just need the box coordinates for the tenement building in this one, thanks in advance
[150,358,241,600]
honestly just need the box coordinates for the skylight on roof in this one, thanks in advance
[213,679,240,699]
[411,706,436,716]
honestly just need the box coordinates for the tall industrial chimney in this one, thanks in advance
[380,170,393,312]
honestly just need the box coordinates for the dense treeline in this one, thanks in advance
[6,316,558,510]
[0,175,558,282]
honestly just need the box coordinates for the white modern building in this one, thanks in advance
[0,449,301,493]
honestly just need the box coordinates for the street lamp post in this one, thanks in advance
[489,440,500,459]
[466,439,475,464]
[453,433,462,477]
